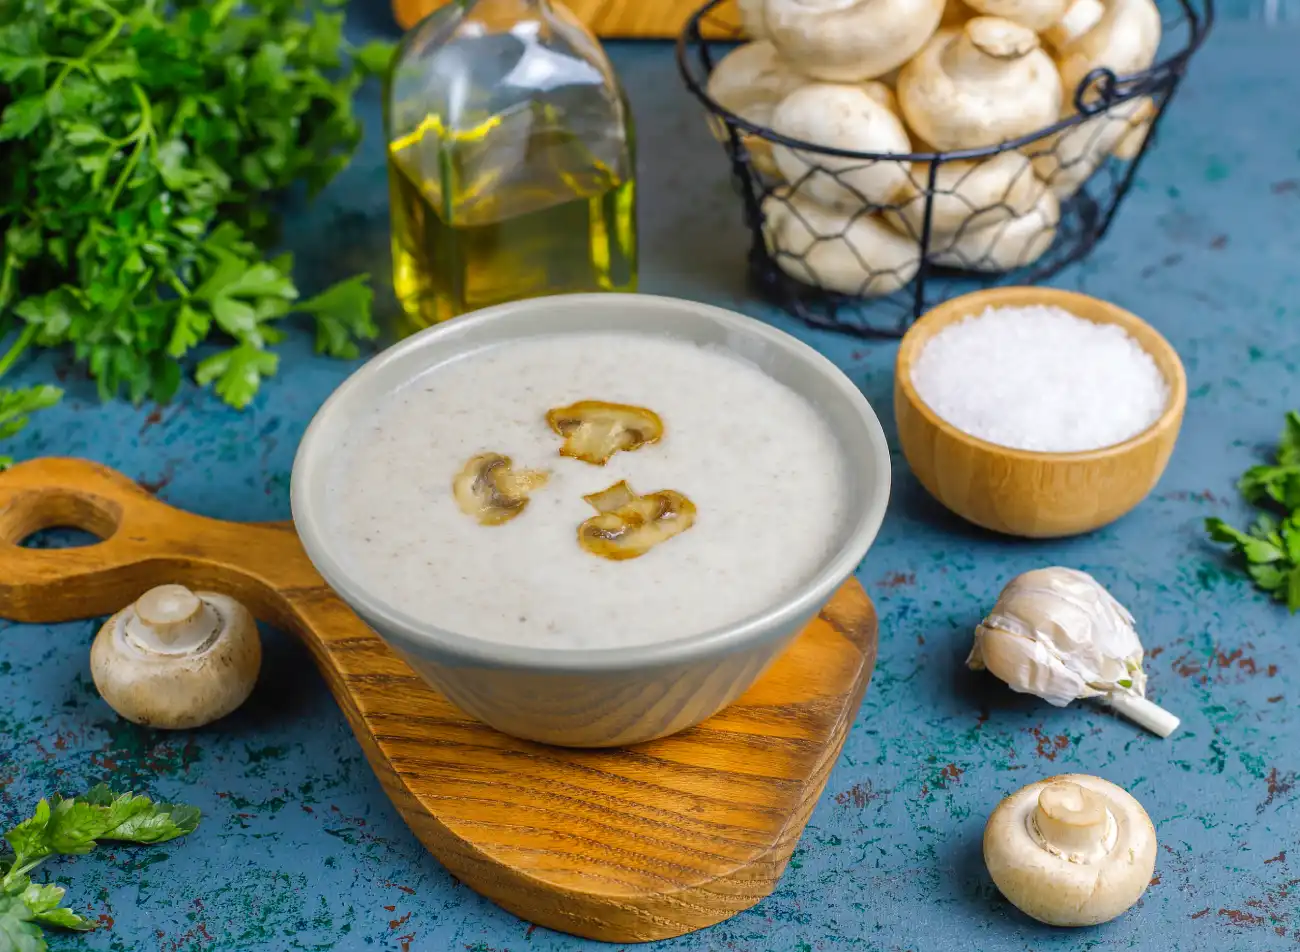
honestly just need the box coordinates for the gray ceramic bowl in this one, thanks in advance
[291,294,891,747]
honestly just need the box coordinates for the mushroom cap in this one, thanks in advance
[961,0,1069,32]
[1056,0,1162,104]
[738,0,768,38]
[1111,96,1157,161]
[91,589,260,730]
[770,83,914,209]
[1025,100,1143,198]
[885,151,1044,238]
[898,19,1063,151]
[984,774,1157,926]
[766,0,946,82]
[705,41,807,178]
[763,190,921,296]
[706,41,806,130]
[931,182,1059,271]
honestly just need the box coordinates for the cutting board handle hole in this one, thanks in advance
[0,490,121,548]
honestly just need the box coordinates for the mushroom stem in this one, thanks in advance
[1102,692,1181,738]
[125,584,221,654]
[1032,781,1115,857]
[944,19,1038,81]
[1044,0,1105,49]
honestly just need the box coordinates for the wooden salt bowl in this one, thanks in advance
[894,287,1188,539]
[0,457,878,942]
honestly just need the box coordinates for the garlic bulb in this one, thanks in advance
[968,567,1179,737]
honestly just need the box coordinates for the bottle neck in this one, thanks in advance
[457,0,552,17]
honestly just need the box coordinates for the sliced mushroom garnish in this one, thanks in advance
[578,481,697,561]
[545,400,664,466]
[453,453,549,526]
[582,479,636,513]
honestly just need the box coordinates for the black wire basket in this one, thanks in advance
[676,0,1214,337]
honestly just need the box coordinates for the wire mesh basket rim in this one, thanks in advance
[675,0,1216,165]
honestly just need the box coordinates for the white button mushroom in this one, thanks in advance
[984,774,1157,926]
[762,190,921,296]
[770,83,914,209]
[91,584,261,730]
[705,41,807,178]
[1055,0,1162,104]
[1026,104,1138,199]
[960,0,1069,33]
[1111,96,1157,161]
[968,567,1180,737]
[930,183,1059,271]
[897,18,1063,152]
[885,151,1044,239]
[738,0,768,38]
[1042,0,1107,49]
[765,0,946,83]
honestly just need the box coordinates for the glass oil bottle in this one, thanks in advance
[384,0,637,335]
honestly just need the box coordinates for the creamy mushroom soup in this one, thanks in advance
[325,332,849,649]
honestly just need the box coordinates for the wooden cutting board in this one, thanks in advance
[0,457,878,943]
[392,0,742,37]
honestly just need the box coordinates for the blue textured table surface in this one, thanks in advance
[3,4,1300,951]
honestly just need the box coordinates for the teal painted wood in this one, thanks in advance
[2,5,1299,951]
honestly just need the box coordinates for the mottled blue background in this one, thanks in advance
[3,2,1300,950]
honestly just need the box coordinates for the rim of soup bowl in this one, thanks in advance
[290,293,892,673]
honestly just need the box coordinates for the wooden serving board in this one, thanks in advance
[392,0,742,38]
[0,457,878,943]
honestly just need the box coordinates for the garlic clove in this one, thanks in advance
[969,567,1178,736]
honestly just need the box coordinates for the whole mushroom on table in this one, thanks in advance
[705,0,1162,296]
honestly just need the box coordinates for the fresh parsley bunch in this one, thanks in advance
[1,785,200,950]
[0,0,393,423]
[1207,410,1300,611]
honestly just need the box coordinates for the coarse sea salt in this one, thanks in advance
[910,305,1170,453]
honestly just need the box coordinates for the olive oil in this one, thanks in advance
[383,0,638,336]
[388,127,636,334]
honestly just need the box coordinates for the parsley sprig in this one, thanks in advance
[0,0,392,430]
[1206,410,1300,611]
[1,785,199,950]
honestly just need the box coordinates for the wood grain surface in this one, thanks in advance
[0,457,878,943]
[894,286,1187,539]
[391,0,741,37]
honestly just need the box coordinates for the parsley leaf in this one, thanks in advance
[0,892,44,952]
[0,0,391,451]
[1207,411,1300,612]
[1,787,199,947]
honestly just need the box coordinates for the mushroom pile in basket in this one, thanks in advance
[705,0,1161,297]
